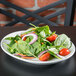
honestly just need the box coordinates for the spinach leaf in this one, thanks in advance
[31,42,41,56]
[48,51,61,59]
[35,25,52,35]
[11,40,37,57]
[48,48,59,54]
[25,36,33,43]
[54,34,71,49]
[5,37,14,40]
[40,30,46,37]
[6,35,21,47]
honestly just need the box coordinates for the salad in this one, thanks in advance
[4,24,71,61]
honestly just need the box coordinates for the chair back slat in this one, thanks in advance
[0,0,75,26]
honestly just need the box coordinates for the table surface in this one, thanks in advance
[0,26,76,76]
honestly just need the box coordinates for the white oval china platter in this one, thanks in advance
[1,29,76,65]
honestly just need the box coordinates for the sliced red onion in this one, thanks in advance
[38,50,48,57]
[22,33,38,44]
[56,54,64,59]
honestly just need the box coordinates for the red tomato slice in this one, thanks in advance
[39,52,50,61]
[59,48,70,56]
[46,34,57,42]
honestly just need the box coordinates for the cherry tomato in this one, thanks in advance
[39,52,50,61]
[20,34,26,41]
[59,48,70,56]
[46,34,57,42]
[23,37,26,41]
